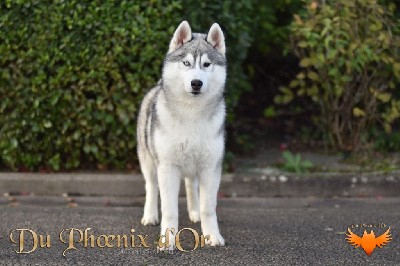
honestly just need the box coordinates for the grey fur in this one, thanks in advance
[159,85,179,119]
[137,85,161,161]
[148,90,160,162]
[216,122,225,138]
[206,94,224,119]
[165,33,226,66]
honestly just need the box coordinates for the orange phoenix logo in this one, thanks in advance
[346,227,392,256]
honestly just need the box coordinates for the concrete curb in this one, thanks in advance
[1,171,399,197]
[0,173,144,196]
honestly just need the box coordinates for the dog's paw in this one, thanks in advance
[205,233,225,246]
[189,211,200,223]
[141,215,159,226]
[157,240,176,252]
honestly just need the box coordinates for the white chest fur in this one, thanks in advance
[153,93,225,175]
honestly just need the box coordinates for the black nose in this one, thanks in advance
[191,79,203,91]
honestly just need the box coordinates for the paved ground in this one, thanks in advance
[1,197,399,265]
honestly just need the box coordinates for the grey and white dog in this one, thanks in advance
[137,21,226,248]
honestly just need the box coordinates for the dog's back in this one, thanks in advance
[137,84,161,165]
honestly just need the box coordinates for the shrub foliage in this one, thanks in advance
[0,0,182,170]
[276,0,400,151]
[0,0,258,170]
[2,0,397,170]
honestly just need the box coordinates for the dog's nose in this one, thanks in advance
[191,79,203,91]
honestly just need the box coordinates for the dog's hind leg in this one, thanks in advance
[141,157,159,225]
[185,177,200,223]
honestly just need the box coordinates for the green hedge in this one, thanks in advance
[0,0,263,170]
[0,0,182,170]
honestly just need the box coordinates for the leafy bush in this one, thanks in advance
[0,0,260,171]
[251,0,303,56]
[370,128,400,152]
[0,0,182,170]
[275,0,400,151]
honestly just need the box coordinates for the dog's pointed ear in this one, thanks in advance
[207,23,225,55]
[168,21,192,53]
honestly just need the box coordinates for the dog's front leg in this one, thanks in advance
[199,166,225,246]
[158,163,180,250]
[185,177,200,223]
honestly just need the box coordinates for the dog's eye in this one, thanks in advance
[182,61,191,66]
[203,62,211,68]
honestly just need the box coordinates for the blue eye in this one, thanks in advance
[183,61,191,66]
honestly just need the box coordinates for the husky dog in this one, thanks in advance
[137,21,226,247]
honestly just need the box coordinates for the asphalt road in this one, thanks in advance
[0,197,399,265]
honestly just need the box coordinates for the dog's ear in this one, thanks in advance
[207,23,225,55]
[168,21,192,53]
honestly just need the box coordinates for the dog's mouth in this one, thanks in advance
[190,91,202,96]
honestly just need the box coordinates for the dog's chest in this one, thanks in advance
[167,119,213,154]
[156,115,221,168]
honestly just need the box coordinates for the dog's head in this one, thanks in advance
[163,21,226,98]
